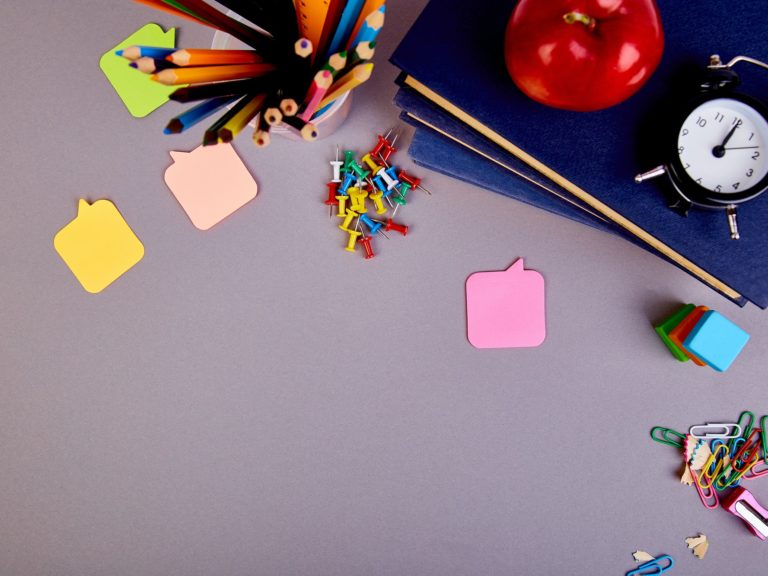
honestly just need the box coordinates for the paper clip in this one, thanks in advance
[650,426,686,449]
[689,423,742,439]
[700,443,729,489]
[626,554,674,576]
[728,410,755,452]
[731,428,762,472]
[748,416,768,478]
[693,468,719,509]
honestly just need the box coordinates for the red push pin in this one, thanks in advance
[385,218,408,236]
[370,134,390,158]
[358,235,375,259]
[325,182,339,217]
[398,169,432,195]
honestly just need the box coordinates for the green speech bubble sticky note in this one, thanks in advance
[99,23,178,118]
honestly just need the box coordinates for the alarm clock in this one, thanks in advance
[635,55,768,239]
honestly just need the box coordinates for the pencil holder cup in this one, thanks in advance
[211,14,352,141]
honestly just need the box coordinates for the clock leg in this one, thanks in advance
[726,204,740,240]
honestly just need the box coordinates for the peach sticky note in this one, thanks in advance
[164,144,258,230]
[99,23,178,117]
[466,258,546,348]
[54,199,144,293]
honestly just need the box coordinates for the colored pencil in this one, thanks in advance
[346,41,375,69]
[345,0,385,50]
[163,95,238,134]
[325,0,365,57]
[318,62,373,108]
[169,78,274,102]
[281,115,318,141]
[132,0,214,29]
[117,45,176,60]
[298,69,333,121]
[210,0,282,38]
[264,104,283,126]
[161,0,274,55]
[130,56,178,73]
[316,0,345,60]
[219,93,268,142]
[253,111,271,147]
[151,63,277,85]
[349,5,384,48]
[322,51,348,78]
[294,0,332,59]
[167,49,264,66]
[202,93,256,145]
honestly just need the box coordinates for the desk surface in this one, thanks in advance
[1,2,766,574]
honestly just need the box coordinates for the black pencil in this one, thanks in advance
[281,115,318,141]
[169,78,275,103]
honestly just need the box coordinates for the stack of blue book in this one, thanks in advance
[390,0,768,308]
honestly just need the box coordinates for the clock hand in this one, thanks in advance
[712,122,740,158]
[723,146,759,150]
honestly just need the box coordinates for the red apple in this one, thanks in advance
[504,0,664,111]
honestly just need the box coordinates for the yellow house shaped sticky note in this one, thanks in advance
[99,23,178,117]
[54,199,144,293]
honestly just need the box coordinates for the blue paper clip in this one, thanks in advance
[626,555,674,576]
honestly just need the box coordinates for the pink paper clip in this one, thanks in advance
[693,468,719,510]
[722,487,768,539]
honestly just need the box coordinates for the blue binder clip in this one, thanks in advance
[626,554,674,576]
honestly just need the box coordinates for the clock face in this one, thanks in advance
[677,97,768,196]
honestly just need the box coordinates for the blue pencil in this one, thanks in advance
[163,95,239,134]
[325,0,365,57]
[350,5,385,48]
[116,45,176,60]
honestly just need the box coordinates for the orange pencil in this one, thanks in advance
[151,63,277,85]
[318,62,373,108]
[167,49,264,66]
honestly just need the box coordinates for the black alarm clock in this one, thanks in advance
[635,55,768,239]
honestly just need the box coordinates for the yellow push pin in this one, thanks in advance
[369,190,387,214]
[361,153,382,173]
[335,194,348,217]
[344,229,362,252]
[338,210,356,232]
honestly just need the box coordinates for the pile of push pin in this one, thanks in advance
[324,129,430,258]
[651,411,768,540]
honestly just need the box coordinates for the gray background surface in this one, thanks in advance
[1,1,766,574]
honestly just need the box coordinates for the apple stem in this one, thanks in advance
[563,11,596,31]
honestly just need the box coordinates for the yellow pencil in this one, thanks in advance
[219,93,267,143]
[167,49,265,66]
[151,63,276,85]
[318,62,373,109]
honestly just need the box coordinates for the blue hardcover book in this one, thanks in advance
[390,0,768,308]
[407,125,746,305]
[395,86,614,231]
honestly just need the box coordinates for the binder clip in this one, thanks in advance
[722,487,768,540]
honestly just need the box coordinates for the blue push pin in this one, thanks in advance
[359,213,383,235]
[339,171,356,195]
[373,174,388,193]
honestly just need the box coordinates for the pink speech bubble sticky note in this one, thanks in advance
[466,258,546,349]
[164,144,258,230]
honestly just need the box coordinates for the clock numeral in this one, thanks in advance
[752,151,761,160]
[678,146,684,154]
[696,116,707,127]
[695,178,703,184]
[749,132,755,141]
[732,182,740,190]
[715,185,722,192]
[731,117,743,127]
[747,168,754,177]
[681,128,689,136]
[684,163,691,170]
[715,112,725,123]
